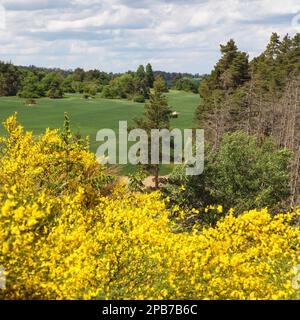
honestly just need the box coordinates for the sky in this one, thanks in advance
[0,0,300,74]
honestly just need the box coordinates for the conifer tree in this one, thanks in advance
[196,39,249,148]
[146,63,155,88]
[135,65,149,99]
[133,75,172,189]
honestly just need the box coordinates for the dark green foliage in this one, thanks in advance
[48,88,64,99]
[0,62,22,96]
[136,65,146,81]
[155,71,204,88]
[133,76,173,188]
[173,78,200,93]
[201,39,250,92]
[1,62,112,99]
[18,73,42,98]
[102,65,151,101]
[133,94,145,103]
[134,65,150,99]
[39,72,64,99]
[0,61,203,107]
[102,73,134,99]
[134,76,172,130]
[87,84,98,97]
[195,39,250,148]
[62,75,77,93]
[210,132,292,212]
[196,33,300,152]
[146,63,155,88]
[250,32,300,96]
[83,93,90,100]
[163,132,292,221]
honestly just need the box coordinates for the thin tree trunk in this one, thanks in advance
[154,164,159,189]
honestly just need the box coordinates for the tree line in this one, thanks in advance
[127,32,300,226]
[196,33,300,151]
[0,62,201,101]
[170,32,300,218]
[127,33,300,220]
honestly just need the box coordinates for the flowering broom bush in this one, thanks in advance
[0,114,300,300]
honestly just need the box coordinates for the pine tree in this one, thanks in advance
[136,65,146,81]
[196,39,249,148]
[265,32,281,60]
[133,76,172,188]
[146,63,155,88]
[217,39,249,89]
[218,39,239,72]
[135,65,149,99]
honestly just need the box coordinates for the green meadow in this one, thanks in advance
[0,90,199,174]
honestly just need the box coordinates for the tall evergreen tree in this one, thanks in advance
[146,63,155,88]
[196,39,249,148]
[133,75,172,188]
[135,65,149,99]
[136,65,146,81]
[265,32,281,60]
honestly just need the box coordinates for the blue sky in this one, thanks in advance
[0,0,300,74]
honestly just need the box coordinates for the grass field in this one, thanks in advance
[0,90,199,174]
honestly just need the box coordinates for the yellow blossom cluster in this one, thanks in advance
[0,114,300,300]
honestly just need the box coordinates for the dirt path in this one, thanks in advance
[118,176,169,188]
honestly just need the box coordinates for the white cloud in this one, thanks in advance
[45,5,151,32]
[0,0,300,73]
